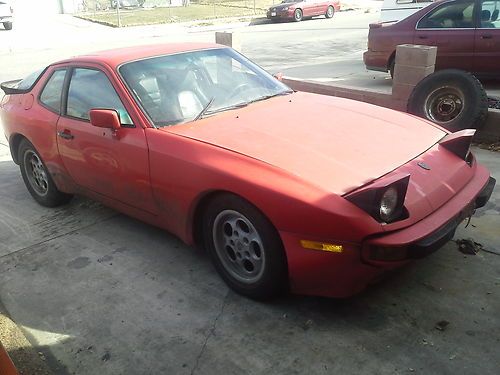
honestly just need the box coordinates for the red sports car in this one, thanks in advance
[364,0,500,78]
[266,0,340,22]
[0,43,495,299]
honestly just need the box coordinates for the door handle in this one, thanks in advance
[57,130,74,140]
[481,35,493,39]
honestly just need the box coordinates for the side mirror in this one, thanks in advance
[273,72,283,82]
[89,109,121,130]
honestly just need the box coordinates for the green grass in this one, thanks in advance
[77,4,268,27]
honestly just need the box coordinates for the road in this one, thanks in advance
[0,7,379,83]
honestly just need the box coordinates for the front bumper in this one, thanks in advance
[282,167,495,298]
[266,9,293,19]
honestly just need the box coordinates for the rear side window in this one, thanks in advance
[66,68,133,125]
[17,68,45,90]
[39,70,66,113]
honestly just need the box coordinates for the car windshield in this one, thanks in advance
[119,47,292,127]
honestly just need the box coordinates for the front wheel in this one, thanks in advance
[3,22,12,30]
[325,6,334,18]
[18,139,73,207]
[202,194,288,300]
[294,9,303,22]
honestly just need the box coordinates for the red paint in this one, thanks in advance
[0,43,493,297]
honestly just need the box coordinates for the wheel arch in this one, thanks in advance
[387,51,396,71]
[8,133,28,164]
[190,189,286,259]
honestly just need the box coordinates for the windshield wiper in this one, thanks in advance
[193,96,216,121]
[247,90,294,105]
[204,101,249,116]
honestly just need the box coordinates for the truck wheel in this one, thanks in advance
[3,22,12,30]
[407,69,488,131]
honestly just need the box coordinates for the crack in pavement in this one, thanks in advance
[190,291,229,375]
[0,213,119,261]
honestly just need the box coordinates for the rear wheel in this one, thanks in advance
[202,194,288,300]
[3,22,12,30]
[18,139,73,207]
[389,58,395,79]
[326,6,334,18]
[294,9,303,22]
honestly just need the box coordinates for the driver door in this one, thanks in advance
[56,66,157,214]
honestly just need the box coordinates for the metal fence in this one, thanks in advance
[74,0,281,26]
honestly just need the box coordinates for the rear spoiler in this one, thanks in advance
[439,129,475,161]
[369,21,398,28]
[0,79,26,95]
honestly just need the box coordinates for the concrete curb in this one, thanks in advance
[0,310,53,375]
[476,109,500,143]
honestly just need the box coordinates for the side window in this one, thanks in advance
[39,70,66,113]
[17,68,45,90]
[417,1,475,29]
[480,0,500,28]
[66,68,133,126]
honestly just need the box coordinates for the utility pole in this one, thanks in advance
[116,1,122,27]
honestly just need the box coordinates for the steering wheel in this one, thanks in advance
[226,83,252,101]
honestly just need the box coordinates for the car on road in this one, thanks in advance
[0,0,13,30]
[364,0,500,78]
[266,0,340,22]
[0,43,495,299]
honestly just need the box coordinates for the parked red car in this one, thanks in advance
[0,44,495,299]
[266,0,340,22]
[364,0,500,77]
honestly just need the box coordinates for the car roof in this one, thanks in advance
[53,43,225,68]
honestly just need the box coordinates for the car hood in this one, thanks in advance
[167,92,446,195]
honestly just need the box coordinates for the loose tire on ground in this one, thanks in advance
[202,193,288,300]
[326,6,335,18]
[18,139,73,207]
[407,69,488,131]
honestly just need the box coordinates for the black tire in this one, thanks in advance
[202,194,288,300]
[325,6,335,18]
[3,22,12,30]
[389,58,395,79]
[407,69,488,131]
[18,139,73,207]
[294,9,303,22]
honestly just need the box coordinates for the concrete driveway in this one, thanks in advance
[1,140,500,375]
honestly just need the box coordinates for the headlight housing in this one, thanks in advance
[282,6,289,10]
[345,174,410,224]
[379,186,399,222]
